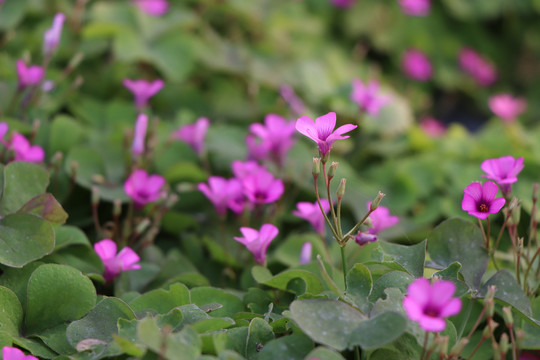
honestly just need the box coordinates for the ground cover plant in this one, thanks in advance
[2,0,540,359]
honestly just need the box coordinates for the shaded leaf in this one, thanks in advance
[16,193,68,225]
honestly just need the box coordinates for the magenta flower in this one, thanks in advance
[132,0,169,16]
[402,49,433,82]
[331,0,356,8]
[234,223,279,265]
[94,239,141,282]
[123,79,164,110]
[198,176,245,215]
[0,122,9,144]
[173,117,209,155]
[398,0,430,16]
[247,114,296,167]
[403,278,462,332]
[462,181,505,219]
[43,13,65,56]
[489,94,527,123]
[419,116,446,138]
[16,60,45,89]
[132,113,148,156]
[280,85,305,116]
[232,160,266,180]
[2,346,38,360]
[367,202,399,234]
[459,48,497,86]
[296,112,357,158]
[351,79,391,117]
[481,156,524,195]
[241,167,284,205]
[124,169,166,208]
[354,232,378,246]
[299,242,312,265]
[293,199,331,235]
[9,133,45,163]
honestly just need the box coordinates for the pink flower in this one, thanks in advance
[293,199,330,235]
[9,133,45,163]
[234,224,279,265]
[124,169,166,208]
[132,113,148,156]
[403,278,462,332]
[299,242,312,265]
[232,160,266,180]
[419,117,446,138]
[354,232,378,246]
[247,114,296,167]
[481,156,524,195]
[489,94,527,123]
[198,176,245,215]
[94,239,141,282]
[402,49,433,82]
[367,202,399,234]
[462,181,506,219]
[398,0,430,16]
[331,0,356,8]
[2,346,38,360]
[241,167,284,205]
[459,48,497,86]
[123,79,164,110]
[43,13,65,56]
[16,60,45,89]
[351,79,391,117]
[280,85,305,116]
[173,117,209,155]
[0,122,9,144]
[132,0,169,16]
[295,112,357,158]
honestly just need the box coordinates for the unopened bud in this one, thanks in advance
[51,152,63,166]
[68,52,84,70]
[91,186,100,205]
[512,205,521,225]
[337,178,346,199]
[165,193,179,208]
[327,162,338,180]
[485,298,495,318]
[515,329,525,348]
[485,285,497,302]
[502,307,514,327]
[136,218,151,234]
[113,200,122,217]
[499,333,509,355]
[449,338,469,356]
[517,238,524,254]
[437,336,448,358]
[70,161,78,178]
[370,191,385,211]
[312,158,321,177]
[508,197,519,210]
[533,183,539,202]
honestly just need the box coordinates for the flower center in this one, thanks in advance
[479,203,489,213]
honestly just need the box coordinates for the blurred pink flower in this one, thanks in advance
[296,112,357,158]
[398,0,430,16]
[132,113,148,156]
[403,278,462,332]
[174,117,209,155]
[132,0,169,16]
[293,199,330,235]
[16,60,45,89]
[402,49,432,81]
[419,117,446,138]
[351,79,391,116]
[232,160,266,180]
[0,122,9,144]
[241,167,284,205]
[481,156,523,195]
[123,79,164,110]
[459,48,497,86]
[124,169,166,208]
[234,223,279,265]
[3,346,38,360]
[367,202,399,234]
[299,242,312,265]
[331,0,356,8]
[247,114,296,167]
[198,176,245,215]
[43,13,65,56]
[462,181,505,219]
[280,85,305,116]
[94,239,141,282]
[488,93,526,123]
[9,133,45,163]
[354,232,377,246]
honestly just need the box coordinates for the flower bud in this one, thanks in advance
[113,200,122,217]
[70,161,78,178]
[502,306,514,327]
[327,162,338,180]
[485,298,495,318]
[485,285,497,302]
[533,183,539,202]
[437,336,448,358]
[370,191,385,211]
[91,186,100,206]
[51,151,63,167]
[449,338,469,357]
[337,178,346,199]
[136,218,151,234]
[354,232,377,246]
[512,205,521,226]
[515,328,525,348]
[499,333,509,355]
[312,158,321,178]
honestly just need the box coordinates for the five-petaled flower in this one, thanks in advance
[247,114,296,167]
[174,117,210,155]
[489,94,527,124]
[293,199,331,235]
[350,79,391,117]
[123,79,164,110]
[296,112,357,159]
[462,181,505,219]
[403,277,462,332]
[3,346,38,360]
[9,133,45,163]
[124,169,166,208]
[198,176,245,216]
[366,202,399,234]
[234,223,279,265]
[16,60,45,89]
[94,239,141,282]
[481,156,524,195]
[240,166,284,205]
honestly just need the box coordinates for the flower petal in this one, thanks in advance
[439,297,462,318]
[295,116,318,143]
[94,239,117,261]
[481,180,500,201]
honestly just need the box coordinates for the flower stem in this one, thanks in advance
[420,331,429,360]
[313,174,340,242]
[341,246,347,289]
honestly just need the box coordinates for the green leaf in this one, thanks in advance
[378,240,426,278]
[0,0,30,30]
[258,334,313,360]
[49,115,87,154]
[0,286,23,336]
[16,193,68,225]
[129,283,190,315]
[522,297,540,347]
[35,324,75,355]
[190,287,244,318]
[349,312,407,350]
[305,347,346,360]
[428,218,488,289]
[245,318,274,360]
[251,266,324,296]
[0,162,49,215]
[26,264,97,334]
[53,225,92,251]
[0,214,55,268]
[0,262,43,312]
[369,271,414,303]
[346,264,373,312]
